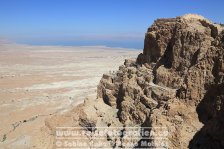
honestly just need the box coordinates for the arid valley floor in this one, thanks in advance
[0,43,140,148]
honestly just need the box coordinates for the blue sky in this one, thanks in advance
[0,0,223,48]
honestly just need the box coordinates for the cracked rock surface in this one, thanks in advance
[39,14,224,149]
[98,14,224,148]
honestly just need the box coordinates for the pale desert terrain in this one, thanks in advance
[0,43,140,148]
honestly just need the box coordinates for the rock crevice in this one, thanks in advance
[97,14,224,148]
[43,14,224,149]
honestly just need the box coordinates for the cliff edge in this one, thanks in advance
[40,14,224,149]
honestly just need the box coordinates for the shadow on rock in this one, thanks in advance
[189,83,224,149]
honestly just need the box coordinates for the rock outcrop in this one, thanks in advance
[42,14,224,149]
[97,14,224,148]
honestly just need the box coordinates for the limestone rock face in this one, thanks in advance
[97,14,224,148]
[137,14,223,104]
[41,14,224,149]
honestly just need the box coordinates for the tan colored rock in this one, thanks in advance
[97,14,224,148]
[35,14,224,149]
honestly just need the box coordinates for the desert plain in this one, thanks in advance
[0,43,140,148]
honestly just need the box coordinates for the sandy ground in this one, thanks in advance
[0,43,140,148]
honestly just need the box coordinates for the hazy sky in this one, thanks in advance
[0,0,223,48]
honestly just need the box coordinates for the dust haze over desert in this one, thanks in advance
[0,0,224,149]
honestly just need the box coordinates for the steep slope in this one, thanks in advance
[37,14,224,149]
[97,14,224,148]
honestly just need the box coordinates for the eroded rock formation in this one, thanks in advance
[97,14,224,148]
[42,14,224,149]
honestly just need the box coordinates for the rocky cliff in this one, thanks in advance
[97,14,224,148]
[41,14,224,149]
